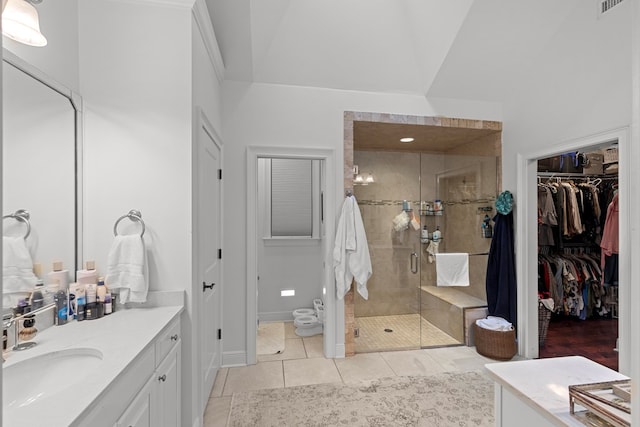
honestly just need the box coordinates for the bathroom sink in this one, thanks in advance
[3,348,103,412]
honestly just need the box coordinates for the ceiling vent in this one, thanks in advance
[598,0,624,17]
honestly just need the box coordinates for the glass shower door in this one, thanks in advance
[419,152,498,347]
[353,150,422,352]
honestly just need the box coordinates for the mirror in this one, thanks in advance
[2,50,80,296]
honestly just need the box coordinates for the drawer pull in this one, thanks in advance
[158,374,167,382]
[170,334,179,341]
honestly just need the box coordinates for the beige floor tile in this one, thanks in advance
[424,346,483,372]
[379,349,448,377]
[223,361,284,396]
[302,336,324,358]
[284,321,297,339]
[258,338,307,362]
[334,352,396,383]
[203,396,231,427]
[283,358,341,387]
[209,367,228,398]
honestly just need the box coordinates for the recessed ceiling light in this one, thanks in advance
[400,137,414,143]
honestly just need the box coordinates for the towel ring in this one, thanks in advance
[113,209,145,237]
[2,209,31,240]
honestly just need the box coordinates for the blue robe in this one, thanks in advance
[485,212,517,328]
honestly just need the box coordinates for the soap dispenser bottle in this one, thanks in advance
[432,226,441,243]
[421,225,429,243]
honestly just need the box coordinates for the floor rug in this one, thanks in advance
[227,371,494,426]
[257,322,285,355]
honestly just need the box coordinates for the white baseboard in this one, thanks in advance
[222,351,247,367]
[334,343,345,358]
[259,311,294,322]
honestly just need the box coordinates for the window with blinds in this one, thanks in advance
[270,158,313,237]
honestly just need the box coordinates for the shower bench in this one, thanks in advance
[420,286,488,346]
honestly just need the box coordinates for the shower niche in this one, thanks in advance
[348,114,501,353]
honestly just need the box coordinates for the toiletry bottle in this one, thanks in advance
[76,261,98,286]
[67,283,76,321]
[47,261,69,291]
[421,225,429,243]
[74,283,86,321]
[432,226,441,243]
[96,278,107,318]
[85,281,97,320]
[54,288,68,325]
[29,279,45,310]
[104,292,112,315]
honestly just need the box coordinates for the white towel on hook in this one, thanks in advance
[3,236,37,308]
[435,253,469,287]
[333,196,372,299]
[105,234,148,303]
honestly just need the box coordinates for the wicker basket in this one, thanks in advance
[473,322,517,361]
[538,301,552,346]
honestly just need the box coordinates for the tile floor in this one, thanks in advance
[355,314,460,352]
[203,322,503,426]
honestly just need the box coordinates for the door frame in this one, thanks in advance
[246,146,336,365]
[515,127,630,373]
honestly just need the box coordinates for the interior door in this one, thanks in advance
[198,119,222,412]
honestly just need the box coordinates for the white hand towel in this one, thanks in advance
[105,235,148,303]
[426,240,439,263]
[435,252,469,287]
[3,236,37,309]
[476,316,513,331]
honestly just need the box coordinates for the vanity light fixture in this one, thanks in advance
[400,137,415,143]
[2,0,47,47]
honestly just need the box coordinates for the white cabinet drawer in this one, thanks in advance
[155,318,180,365]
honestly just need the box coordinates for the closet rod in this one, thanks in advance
[537,172,618,179]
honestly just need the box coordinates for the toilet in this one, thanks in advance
[292,299,324,337]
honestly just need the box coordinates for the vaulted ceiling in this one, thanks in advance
[205,0,583,102]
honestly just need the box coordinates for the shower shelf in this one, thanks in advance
[419,210,444,216]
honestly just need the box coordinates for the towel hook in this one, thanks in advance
[2,209,31,239]
[113,209,146,237]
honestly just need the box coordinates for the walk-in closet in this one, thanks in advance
[536,147,619,370]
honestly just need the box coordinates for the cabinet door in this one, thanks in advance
[117,376,157,427]
[156,342,181,427]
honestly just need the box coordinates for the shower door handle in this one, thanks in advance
[410,252,418,274]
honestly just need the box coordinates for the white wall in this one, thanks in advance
[221,80,502,360]
[78,1,192,290]
[500,2,632,187]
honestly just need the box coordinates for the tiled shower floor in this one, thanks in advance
[355,314,460,353]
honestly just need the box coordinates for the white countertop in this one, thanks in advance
[485,356,629,426]
[3,304,183,427]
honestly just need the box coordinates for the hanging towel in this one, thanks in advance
[333,195,372,299]
[435,253,469,287]
[2,236,37,309]
[105,234,148,303]
[426,240,439,263]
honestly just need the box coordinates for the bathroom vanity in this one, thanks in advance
[485,356,628,426]
[3,302,183,427]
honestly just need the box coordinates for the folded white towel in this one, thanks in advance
[435,252,469,287]
[105,235,148,303]
[3,236,37,309]
[476,316,513,331]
